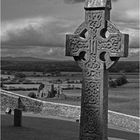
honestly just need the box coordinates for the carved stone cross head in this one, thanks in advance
[66,0,129,70]
[65,0,129,140]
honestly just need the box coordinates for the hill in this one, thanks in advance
[1,57,139,73]
[1,57,48,62]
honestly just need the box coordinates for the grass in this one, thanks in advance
[5,74,139,117]
[1,114,139,140]
[45,78,139,117]
[108,89,139,116]
[1,114,79,140]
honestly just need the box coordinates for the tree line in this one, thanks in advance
[1,60,139,73]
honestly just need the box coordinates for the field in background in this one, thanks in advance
[4,73,138,117]
[45,79,139,117]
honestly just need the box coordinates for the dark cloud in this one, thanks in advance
[1,45,71,60]
[1,17,77,59]
[1,17,75,48]
[2,15,139,59]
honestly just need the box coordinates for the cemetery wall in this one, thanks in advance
[1,90,139,133]
[1,93,19,111]
[108,111,140,133]
[42,102,80,120]
[42,103,140,133]
[20,97,44,112]
[1,90,44,113]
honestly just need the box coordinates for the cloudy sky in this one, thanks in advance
[1,0,139,60]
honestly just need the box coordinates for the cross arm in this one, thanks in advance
[97,21,129,58]
[118,33,129,57]
[65,34,89,57]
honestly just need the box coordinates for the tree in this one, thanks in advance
[14,73,26,82]
[14,73,26,79]
[28,92,37,98]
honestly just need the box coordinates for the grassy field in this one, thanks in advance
[39,74,139,117]
[2,114,139,140]
[44,86,139,117]
[5,74,139,117]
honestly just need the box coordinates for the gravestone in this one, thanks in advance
[14,108,22,127]
[14,98,22,127]
[65,0,129,139]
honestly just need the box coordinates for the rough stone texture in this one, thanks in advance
[1,93,19,111]
[108,111,140,133]
[1,90,139,133]
[85,0,111,8]
[1,90,43,113]
[65,0,129,139]
[20,97,43,113]
[42,102,80,120]
[41,102,140,133]
[14,109,22,127]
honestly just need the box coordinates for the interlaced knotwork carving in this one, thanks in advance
[86,11,103,39]
[69,36,88,54]
[80,107,100,134]
[97,34,121,53]
[86,11,102,27]
[74,22,86,35]
[107,21,120,33]
[90,53,96,61]
[88,15,102,29]
[65,0,129,139]
[83,80,100,105]
[84,66,101,78]
[80,135,100,140]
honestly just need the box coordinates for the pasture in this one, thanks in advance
[44,81,139,117]
[2,73,139,117]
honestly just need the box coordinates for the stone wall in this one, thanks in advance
[1,93,19,111]
[1,90,44,113]
[41,103,140,133]
[108,111,140,133]
[20,97,43,112]
[1,90,139,133]
[42,102,80,120]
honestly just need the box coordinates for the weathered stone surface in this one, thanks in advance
[66,0,129,139]
[1,93,19,111]
[1,90,139,133]
[42,102,80,120]
[20,97,43,112]
[108,111,140,133]
[85,0,111,9]
[14,109,22,127]
[1,90,43,113]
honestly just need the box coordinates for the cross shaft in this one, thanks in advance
[65,0,129,139]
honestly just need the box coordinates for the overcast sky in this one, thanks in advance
[1,0,139,60]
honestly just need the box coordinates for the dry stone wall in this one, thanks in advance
[1,90,44,113]
[1,93,19,111]
[0,90,139,133]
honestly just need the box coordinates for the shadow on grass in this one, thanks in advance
[1,114,139,140]
[108,128,139,140]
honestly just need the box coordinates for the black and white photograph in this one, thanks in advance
[1,0,140,139]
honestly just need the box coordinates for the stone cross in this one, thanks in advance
[65,0,129,139]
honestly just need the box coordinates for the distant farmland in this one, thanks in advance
[1,59,139,73]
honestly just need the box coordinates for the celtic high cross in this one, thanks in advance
[65,0,129,139]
